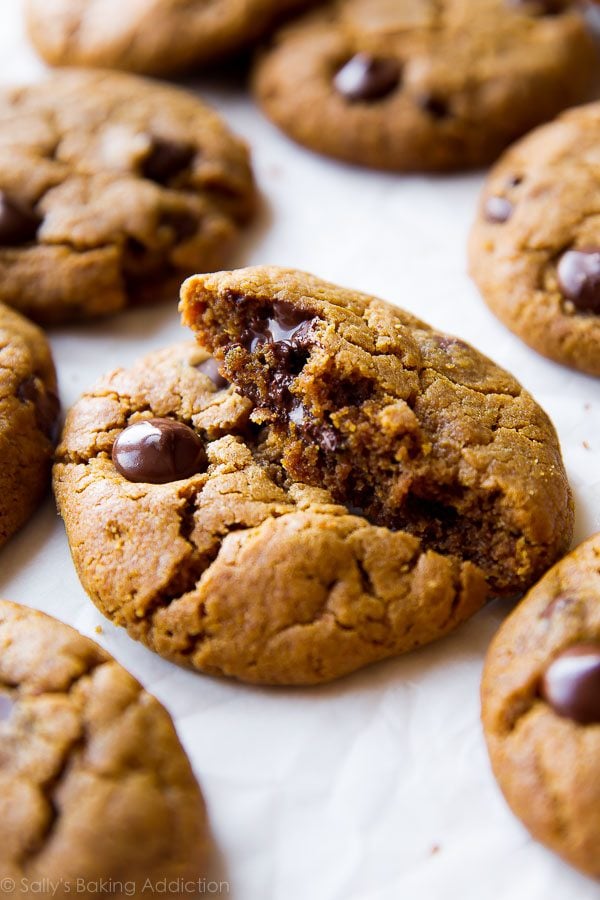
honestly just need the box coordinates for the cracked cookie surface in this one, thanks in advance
[0,599,208,897]
[252,0,597,171]
[25,0,315,76]
[0,304,58,548]
[469,102,600,376]
[54,340,490,686]
[0,69,255,325]
[181,266,573,598]
[481,533,600,878]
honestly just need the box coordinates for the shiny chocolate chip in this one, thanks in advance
[484,196,513,224]
[112,418,207,484]
[196,357,228,390]
[557,249,600,314]
[241,301,315,352]
[0,694,13,721]
[540,643,600,725]
[141,138,195,184]
[0,192,40,246]
[17,376,60,440]
[334,54,401,103]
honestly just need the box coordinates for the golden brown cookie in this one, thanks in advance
[25,0,314,76]
[252,0,597,171]
[53,267,572,686]
[0,304,58,548]
[481,533,600,878]
[0,69,255,325]
[0,599,208,898]
[469,102,600,377]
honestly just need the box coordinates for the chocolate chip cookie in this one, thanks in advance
[0,599,208,896]
[0,304,58,549]
[25,0,314,76]
[469,102,600,376]
[54,267,572,685]
[481,533,600,878]
[0,69,255,325]
[252,0,597,171]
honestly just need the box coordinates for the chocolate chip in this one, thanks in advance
[17,376,60,440]
[418,94,451,120]
[0,192,40,246]
[334,54,401,103]
[241,301,315,352]
[141,138,195,184]
[540,643,600,724]
[112,418,207,484]
[196,357,228,390]
[0,694,13,721]
[557,249,600,314]
[484,196,513,224]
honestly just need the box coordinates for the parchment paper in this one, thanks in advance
[1,4,599,898]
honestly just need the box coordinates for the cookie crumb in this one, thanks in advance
[95,625,103,634]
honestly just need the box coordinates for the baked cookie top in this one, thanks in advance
[482,533,600,878]
[0,69,255,325]
[25,0,314,75]
[0,599,208,894]
[470,102,600,377]
[252,0,596,171]
[181,266,573,597]
[53,340,489,686]
[0,303,58,547]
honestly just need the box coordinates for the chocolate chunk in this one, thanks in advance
[17,376,60,440]
[540,643,600,725]
[112,418,207,484]
[334,54,401,103]
[0,192,40,246]
[0,694,13,721]
[241,301,315,352]
[484,196,514,224]
[196,357,228,390]
[141,138,195,184]
[557,249,600,313]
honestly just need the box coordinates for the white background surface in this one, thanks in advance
[0,3,599,898]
